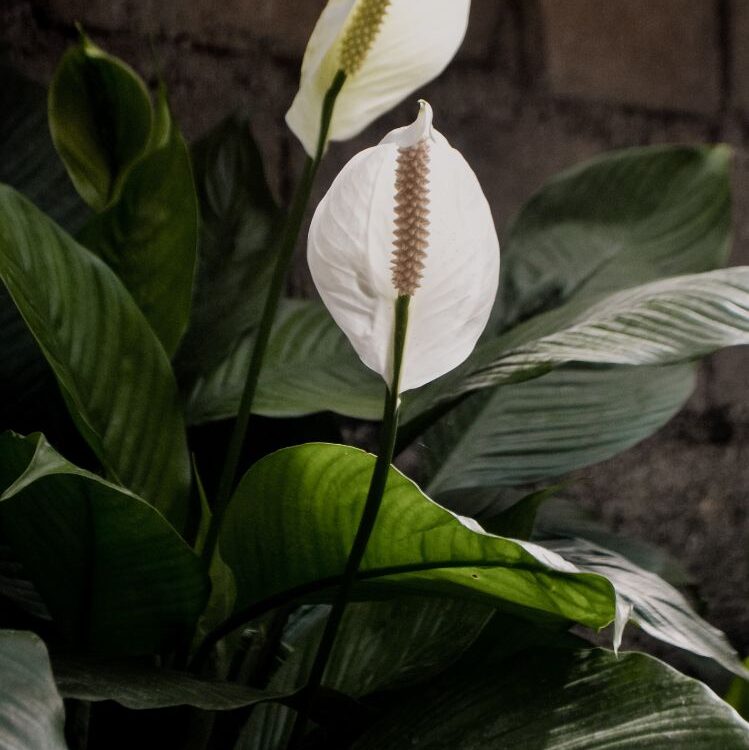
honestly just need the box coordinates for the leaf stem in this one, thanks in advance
[200,70,347,568]
[286,295,410,748]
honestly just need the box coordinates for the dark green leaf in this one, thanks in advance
[480,486,560,539]
[726,660,749,719]
[354,647,749,749]
[220,443,615,629]
[79,88,198,355]
[176,114,280,382]
[547,538,749,678]
[239,598,491,750]
[48,34,153,212]
[0,185,191,528]
[187,300,383,423]
[0,432,208,655]
[496,145,731,330]
[421,364,695,493]
[0,631,67,749]
[53,658,289,711]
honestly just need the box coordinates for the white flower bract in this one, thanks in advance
[286,0,471,156]
[308,101,500,392]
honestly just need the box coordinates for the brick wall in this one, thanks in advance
[2,0,748,658]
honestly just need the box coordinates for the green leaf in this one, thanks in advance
[726,659,749,719]
[52,657,289,711]
[78,88,198,356]
[220,443,616,629]
[547,538,749,678]
[496,145,731,330]
[0,432,208,655]
[239,598,491,750]
[0,185,191,528]
[0,631,67,750]
[354,647,749,749]
[0,61,88,232]
[187,300,383,423]
[48,34,153,212]
[444,268,749,400]
[480,486,561,539]
[423,364,694,494]
[176,114,280,382]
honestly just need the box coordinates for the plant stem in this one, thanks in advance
[286,295,410,749]
[200,70,346,568]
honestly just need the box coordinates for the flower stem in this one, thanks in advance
[200,70,346,568]
[287,295,410,748]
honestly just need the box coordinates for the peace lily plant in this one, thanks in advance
[0,3,748,750]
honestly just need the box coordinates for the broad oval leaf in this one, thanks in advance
[187,300,383,423]
[53,657,289,711]
[423,364,695,494]
[0,631,67,750]
[354,647,749,749]
[79,89,199,356]
[496,144,731,330]
[548,538,749,678]
[220,443,616,629]
[48,34,153,212]
[175,114,280,382]
[0,185,191,528]
[0,432,208,655]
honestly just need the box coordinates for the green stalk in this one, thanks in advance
[287,295,411,748]
[200,70,347,568]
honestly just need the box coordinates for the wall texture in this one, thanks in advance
[2,1,748,660]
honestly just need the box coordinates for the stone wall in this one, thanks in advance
[2,1,748,659]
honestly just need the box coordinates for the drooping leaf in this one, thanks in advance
[421,269,749,407]
[726,660,749,719]
[495,145,731,330]
[220,443,615,629]
[187,300,383,424]
[0,432,208,655]
[0,631,67,750]
[79,88,198,356]
[422,364,695,494]
[239,598,492,750]
[53,658,290,711]
[48,34,153,212]
[176,114,280,382]
[354,647,749,749]
[547,538,749,678]
[0,185,191,528]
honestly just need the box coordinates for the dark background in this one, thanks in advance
[2,0,747,661]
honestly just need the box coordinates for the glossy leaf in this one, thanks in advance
[0,433,208,655]
[445,268,749,401]
[176,114,279,381]
[0,631,67,750]
[495,145,731,330]
[0,185,191,527]
[53,658,289,710]
[548,538,749,678]
[79,89,198,356]
[423,364,694,494]
[48,34,153,212]
[354,647,749,749]
[220,443,616,629]
[187,300,382,423]
[239,598,491,750]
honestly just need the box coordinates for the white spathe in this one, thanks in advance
[308,101,500,393]
[286,0,471,156]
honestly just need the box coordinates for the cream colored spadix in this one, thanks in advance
[308,101,500,392]
[286,0,471,156]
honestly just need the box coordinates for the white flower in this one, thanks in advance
[286,0,471,156]
[308,101,500,393]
